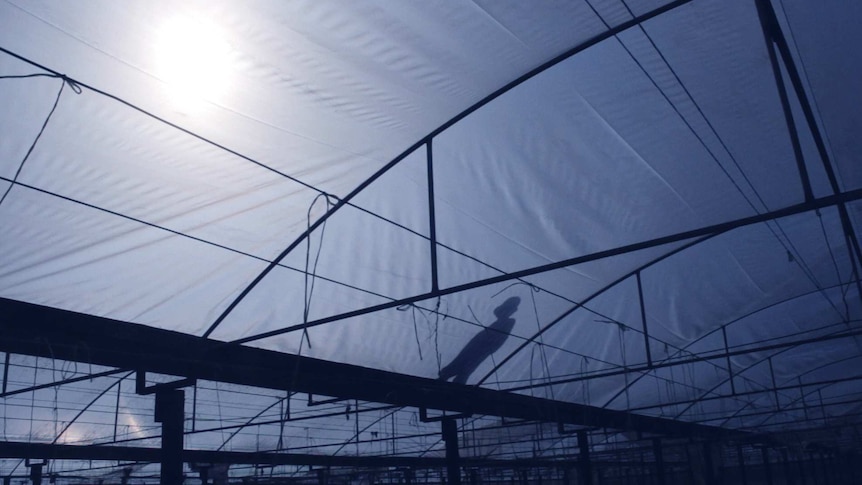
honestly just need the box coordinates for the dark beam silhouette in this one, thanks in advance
[1,297,740,440]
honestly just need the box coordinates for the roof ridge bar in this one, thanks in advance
[232,187,862,346]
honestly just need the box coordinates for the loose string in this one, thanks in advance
[301,192,338,349]
[0,75,80,208]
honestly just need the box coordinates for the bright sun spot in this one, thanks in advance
[155,16,232,113]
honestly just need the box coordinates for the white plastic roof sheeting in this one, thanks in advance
[1,0,862,459]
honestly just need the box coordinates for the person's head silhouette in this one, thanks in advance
[494,296,521,320]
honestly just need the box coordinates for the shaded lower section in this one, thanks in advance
[1,440,859,484]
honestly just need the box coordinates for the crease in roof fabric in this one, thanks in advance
[1,0,862,481]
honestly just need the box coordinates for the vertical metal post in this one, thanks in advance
[442,418,461,485]
[29,465,42,485]
[404,468,414,485]
[113,377,121,442]
[635,272,653,367]
[850,448,860,484]
[1,352,8,394]
[426,140,439,293]
[768,358,779,410]
[685,444,696,484]
[652,438,666,485]
[782,449,794,485]
[796,450,807,485]
[817,389,827,424]
[721,327,736,395]
[644,450,652,485]
[799,377,810,421]
[354,399,359,456]
[754,0,813,202]
[191,382,198,432]
[818,452,830,485]
[702,442,717,485]
[578,430,593,485]
[155,389,185,485]
[737,444,748,485]
[762,447,774,485]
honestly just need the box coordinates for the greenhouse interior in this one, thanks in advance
[1,0,861,483]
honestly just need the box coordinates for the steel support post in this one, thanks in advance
[782,449,794,485]
[155,389,185,485]
[2,353,8,394]
[684,445,695,484]
[768,358,779,410]
[702,442,717,485]
[442,418,461,485]
[577,431,592,485]
[818,452,829,485]
[426,140,439,293]
[737,445,748,485]
[762,447,774,485]
[636,272,653,367]
[721,327,735,395]
[28,465,42,485]
[796,451,807,485]
[652,438,666,485]
[754,0,813,202]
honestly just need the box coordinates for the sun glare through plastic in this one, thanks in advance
[154,16,232,113]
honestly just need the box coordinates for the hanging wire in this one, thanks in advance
[528,285,555,400]
[402,304,424,360]
[301,193,337,349]
[816,209,850,320]
[433,297,442,373]
[581,356,591,405]
[617,324,631,409]
[0,75,79,208]
[399,297,450,369]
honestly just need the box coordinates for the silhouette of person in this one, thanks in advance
[438,296,521,384]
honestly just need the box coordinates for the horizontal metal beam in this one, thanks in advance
[0,368,126,398]
[233,187,862,345]
[0,441,564,469]
[627,374,862,413]
[0,297,739,440]
[505,326,862,392]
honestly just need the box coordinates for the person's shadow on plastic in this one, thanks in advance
[438,296,520,385]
